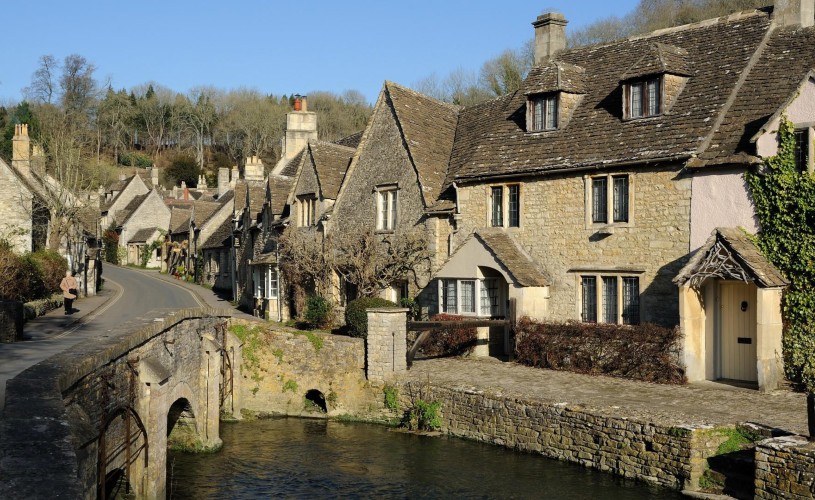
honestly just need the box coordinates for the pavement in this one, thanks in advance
[407,357,809,435]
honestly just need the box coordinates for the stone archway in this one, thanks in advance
[96,407,148,500]
[167,398,199,451]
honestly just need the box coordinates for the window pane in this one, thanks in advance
[592,177,607,223]
[631,83,643,118]
[377,192,386,229]
[794,130,809,172]
[480,278,500,317]
[491,187,503,227]
[460,280,475,314]
[647,79,660,116]
[622,277,640,325]
[613,176,629,223]
[545,95,558,129]
[534,98,543,130]
[581,276,597,323]
[389,191,398,230]
[442,279,457,314]
[269,268,278,299]
[602,276,618,323]
[508,185,520,227]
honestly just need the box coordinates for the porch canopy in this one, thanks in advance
[674,227,787,392]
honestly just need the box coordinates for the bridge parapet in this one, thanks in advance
[0,307,242,499]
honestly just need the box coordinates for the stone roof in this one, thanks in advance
[170,208,191,234]
[697,25,815,166]
[279,149,306,178]
[268,176,294,215]
[129,227,159,243]
[523,61,587,95]
[674,227,788,288]
[192,200,221,227]
[117,193,149,224]
[448,10,776,184]
[309,142,354,199]
[201,217,232,250]
[234,180,267,220]
[620,43,691,81]
[335,131,364,149]
[385,81,460,205]
[252,237,278,265]
[474,229,548,287]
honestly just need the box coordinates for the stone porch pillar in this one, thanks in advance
[756,287,784,392]
[365,308,408,382]
[474,327,490,357]
[679,285,706,383]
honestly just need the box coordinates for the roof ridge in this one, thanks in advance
[629,8,768,41]
[384,80,462,112]
[310,140,356,153]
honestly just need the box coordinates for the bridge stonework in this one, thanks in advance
[0,308,240,500]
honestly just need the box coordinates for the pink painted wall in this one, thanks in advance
[690,169,758,250]
[756,76,815,157]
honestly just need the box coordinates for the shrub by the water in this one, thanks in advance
[514,317,686,384]
[304,295,333,329]
[419,314,477,357]
[345,296,397,338]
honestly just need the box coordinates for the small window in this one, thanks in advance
[265,267,278,299]
[602,276,617,323]
[376,188,398,231]
[627,77,661,118]
[580,274,640,325]
[589,174,630,226]
[459,280,476,314]
[529,94,558,131]
[442,279,457,314]
[480,278,500,317]
[622,277,640,325]
[508,185,520,227]
[490,187,503,227]
[581,276,597,323]
[794,129,810,173]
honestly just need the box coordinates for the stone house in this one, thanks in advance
[0,154,36,254]
[126,228,163,268]
[326,82,459,307]
[100,173,152,231]
[431,2,815,390]
[117,189,171,267]
[200,216,234,291]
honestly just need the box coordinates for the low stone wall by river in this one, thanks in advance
[756,435,815,498]
[395,381,724,491]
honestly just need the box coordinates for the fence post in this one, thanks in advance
[365,308,409,382]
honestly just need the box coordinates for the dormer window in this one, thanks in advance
[626,77,661,119]
[528,93,558,131]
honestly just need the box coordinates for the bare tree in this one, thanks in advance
[278,226,335,297]
[23,55,59,104]
[180,87,218,169]
[60,54,97,118]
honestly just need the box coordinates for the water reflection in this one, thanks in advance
[168,418,682,499]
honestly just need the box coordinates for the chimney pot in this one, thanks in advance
[533,12,568,65]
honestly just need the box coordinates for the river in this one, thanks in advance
[168,418,682,499]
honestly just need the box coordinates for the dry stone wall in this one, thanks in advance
[756,435,815,499]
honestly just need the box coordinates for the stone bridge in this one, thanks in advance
[0,308,241,499]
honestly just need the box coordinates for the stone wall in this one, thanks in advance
[395,382,721,491]
[0,160,33,255]
[365,308,408,382]
[237,322,379,417]
[0,300,23,343]
[755,435,815,499]
[454,164,691,326]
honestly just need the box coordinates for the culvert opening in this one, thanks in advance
[305,389,327,413]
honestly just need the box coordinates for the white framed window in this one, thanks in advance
[439,278,504,317]
[376,186,398,231]
[528,93,559,131]
[265,266,278,299]
[625,77,661,119]
[587,174,631,226]
[489,184,521,228]
[252,267,262,298]
[579,273,640,325]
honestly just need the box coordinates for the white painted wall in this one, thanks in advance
[690,169,758,250]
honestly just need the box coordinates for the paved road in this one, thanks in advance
[0,265,202,411]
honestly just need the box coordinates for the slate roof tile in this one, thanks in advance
[309,142,355,199]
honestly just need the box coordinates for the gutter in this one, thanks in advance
[453,154,693,186]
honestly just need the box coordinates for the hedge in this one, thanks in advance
[345,296,397,338]
[514,317,686,384]
[418,314,477,357]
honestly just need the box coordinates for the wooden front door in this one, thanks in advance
[718,282,758,382]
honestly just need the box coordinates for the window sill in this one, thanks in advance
[375,229,395,235]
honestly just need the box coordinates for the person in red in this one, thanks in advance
[59,270,78,315]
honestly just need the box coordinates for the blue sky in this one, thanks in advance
[0,1,640,105]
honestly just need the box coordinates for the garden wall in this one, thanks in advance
[755,435,815,498]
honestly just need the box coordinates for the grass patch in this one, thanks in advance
[230,323,267,395]
[283,379,298,393]
[295,331,324,352]
[383,385,399,412]
[272,348,284,363]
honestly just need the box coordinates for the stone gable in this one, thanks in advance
[120,190,170,246]
[0,159,33,254]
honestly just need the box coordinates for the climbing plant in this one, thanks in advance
[139,231,165,268]
[746,117,815,390]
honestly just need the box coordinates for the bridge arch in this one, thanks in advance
[96,406,148,500]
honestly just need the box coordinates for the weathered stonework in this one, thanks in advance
[365,308,409,382]
[0,300,23,343]
[0,158,33,254]
[395,382,721,490]
[755,435,815,499]
[454,164,691,325]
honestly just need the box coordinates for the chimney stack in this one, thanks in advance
[151,166,159,187]
[12,124,31,176]
[533,12,568,65]
[774,0,815,27]
[218,167,229,196]
[230,165,239,187]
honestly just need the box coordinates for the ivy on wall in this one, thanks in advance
[747,118,815,390]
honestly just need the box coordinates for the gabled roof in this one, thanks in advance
[191,200,221,228]
[129,227,159,243]
[448,9,777,184]
[385,82,460,205]
[474,229,549,287]
[279,149,306,178]
[102,174,147,211]
[697,26,815,166]
[234,180,267,220]
[674,227,788,288]
[201,217,233,250]
[308,142,354,199]
[170,207,191,233]
[268,176,294,215]
[116,193,149,224]
[523,61,587,95]
[335,131,364,149]
[621,43,691,81]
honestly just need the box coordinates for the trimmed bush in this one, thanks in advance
[514,317,686,385]
[345,296,397,338]
[29,250,68,294]
[419,314,477,357]
[0,246,44,303]
[304,295,332,329]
